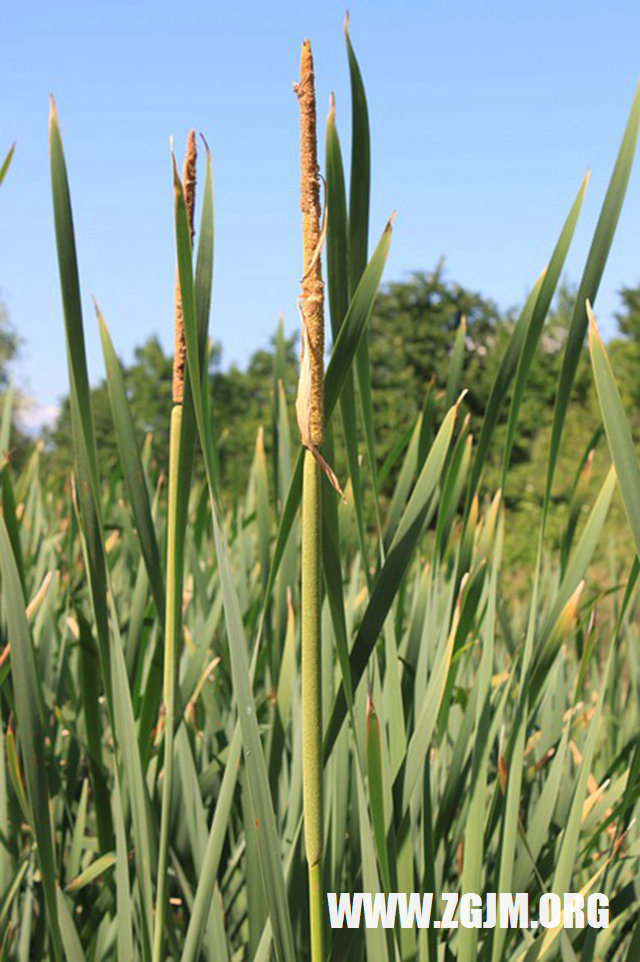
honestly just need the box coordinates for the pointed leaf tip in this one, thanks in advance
[171,153,183,193]
[456,572,470,612]
[199,132,211,159]
[455,388,469,409]
[586,300,603,351]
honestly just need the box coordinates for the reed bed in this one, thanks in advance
[1,21,640,962]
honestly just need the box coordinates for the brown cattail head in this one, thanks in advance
[295,40,324,447]
[172,129,197,404]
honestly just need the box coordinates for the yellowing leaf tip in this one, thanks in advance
[92,296,104,323]
[586,299,604,352]
[171,153,184,196]
[455,388,468,410]
[200,132,211,160]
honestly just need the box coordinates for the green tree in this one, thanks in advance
[47,381,115,477]
[0,292,28,467]
[609,283,640,414]
[0,295,18,387]
[47,331,299,494]
[615,284,640,341]
[211,338,298,492]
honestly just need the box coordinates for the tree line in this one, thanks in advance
[3,263,640,559]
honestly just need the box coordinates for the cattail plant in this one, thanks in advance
[295,38,327,962]
[153,129,197,962]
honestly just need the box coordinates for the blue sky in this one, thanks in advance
[1,0,640,428]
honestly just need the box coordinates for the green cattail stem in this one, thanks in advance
[308,861,325,961]
[296,37,326,961]
[154,132,195,960]
[153,401,183,962]
[302,447,324,959]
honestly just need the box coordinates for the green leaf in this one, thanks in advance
[67,779,89,882]
[589,304,640,559]
[0,860,28,932]
[384,409,424,550]
[445,315,467,411]
[366,695,391,893]
[324,219,393,422]
[0,518,62,961]
[356,763,389,962]
[549,645,615,904]
[64,853,116,893]
[0,143,15,186]
[0,383,14,459]
[211,507,296,962]
[49,98,112,708]
[112,777,134,962]
[324,400,459,760]
[254,427,271,592]
[345,15,370,294]
[325,91,370,583]
[77,615,113,855]
[194,140,214,353]
[262,218,392,632]
[97,306,166,625]
[502,171,589,487]
[468,271,544,501]
[545,80,640,504]
[401,571,466,811]
[322,430,353,716]
[538,464,616,651]
[193,142,221,495]
[0,464,26,597]
[51,104,154,953]
[56,888,86,962]
[345,16,382,537]
[173,167,295,953]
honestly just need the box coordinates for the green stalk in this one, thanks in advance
[153,130,196,962]
[302,448,324,960]
[296,40,326,960]
[153,401,183,962]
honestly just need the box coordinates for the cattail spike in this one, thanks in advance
[172,130,197,404]
[295,40,324,447]
[182,129,197,243]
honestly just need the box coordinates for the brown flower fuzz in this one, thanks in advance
[172,130,197,404]
[295,40,324,447]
